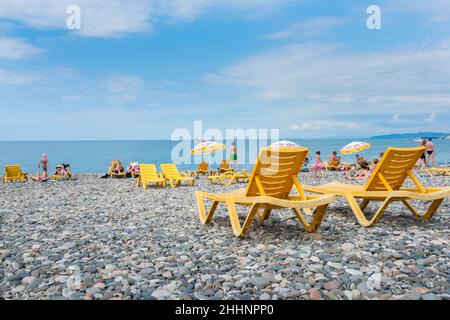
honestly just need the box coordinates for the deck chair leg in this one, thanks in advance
[196,193,219,224]
[401,199,444,220]
[344,194,392,227]
[225,200,259,237]
[292,204,328,232]
[240,204,261,237]
[360,199,370,211]
[225,200,242,237]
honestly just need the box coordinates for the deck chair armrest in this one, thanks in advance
[389,188,450,200]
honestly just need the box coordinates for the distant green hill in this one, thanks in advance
[371,132,450,139]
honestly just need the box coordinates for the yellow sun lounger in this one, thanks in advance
[324,161,350,171]
[109,160,127,178]
[304,147,450,227]
[161,164,195,188]
[218,160,233,174]
[426,167,450,177]
[208,170,249,186]
[2,165,28,183]
[189,161,210,177]
[136,164,166,189]
[52,167,72,181]
[196,147,336,237]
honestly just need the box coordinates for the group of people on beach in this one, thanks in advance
[18,153,70,182]
[419,138,435,167]
[20,139,438,182]
[311,150,381,180]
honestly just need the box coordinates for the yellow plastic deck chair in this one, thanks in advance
[196,147,336,237]
[218,160,233,174]
[52,166,72,181]
[304,147,450,227]
[3,165,27,183]
[109,160,127,178]
[426,167,450,177]
[189,161,210,178]
[208,170,249,186]
[137,164,166,189]
[161,164,195,188]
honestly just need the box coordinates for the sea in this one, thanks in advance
[0,138,449,174]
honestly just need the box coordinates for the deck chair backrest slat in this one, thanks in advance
[220,160,231,169]
[245,147,308,198]
[161,164,181,179]
[199,162,208,171]
[140,164,158,179]
[365,147,425,191]
[5,165,22,177]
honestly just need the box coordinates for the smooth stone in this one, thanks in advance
[259,293,271,300]
[342,243,355,252]
[249,277,271,289]
[309,288,321,300]
[324,280,340,291]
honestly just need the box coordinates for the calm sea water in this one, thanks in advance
[0,138,449,174]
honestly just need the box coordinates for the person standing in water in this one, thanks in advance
[425,138,435,167]
[230,142,238,170]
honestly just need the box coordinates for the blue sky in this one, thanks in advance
[0,0,449,140]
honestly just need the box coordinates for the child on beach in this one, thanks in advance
[312,151,325,177]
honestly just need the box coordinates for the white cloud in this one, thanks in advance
[390,113,416,125]
[290,120,359,131]
[0,36,42,60]
[0,0,290,37]
[204,41,450,119]
[0,69,40,85]
[261,17,347,40]
[425,112,437,123]
[386,0,450,24]
[0,0,152,37]
[106,74,144,102]
[154,0,291,21]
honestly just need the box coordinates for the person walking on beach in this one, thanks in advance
[425,138,435,167]
[312,151,325,177]
[230,142,238,170]
[418,139,427,167]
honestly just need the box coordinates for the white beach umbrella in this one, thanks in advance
[191,141,226,155]
[340,141,371,154]
[270,140,301,148]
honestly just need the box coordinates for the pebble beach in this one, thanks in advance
[0,172,448,300]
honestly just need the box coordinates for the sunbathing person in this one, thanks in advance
[113,160,125,174]
[54,163,71,176]
[346,158,379,180]
[328,151,341,164]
